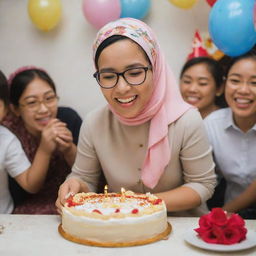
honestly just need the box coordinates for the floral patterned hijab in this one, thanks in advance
[93,18,192,188]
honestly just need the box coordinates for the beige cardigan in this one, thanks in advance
[70,106,216,216]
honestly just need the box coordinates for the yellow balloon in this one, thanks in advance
[28,0,62,31]
[168,0,198,9]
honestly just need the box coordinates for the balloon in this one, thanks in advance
[254,1,256,31]
[120,0,151,19]
[28,0,61,31]
[209,0,256,57]
[82,0,121,29]
[206,0,217,7]
[168,0,198,9]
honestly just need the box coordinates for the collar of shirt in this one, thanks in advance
[224,108,256,133]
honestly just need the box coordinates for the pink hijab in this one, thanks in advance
[93,18,192,189]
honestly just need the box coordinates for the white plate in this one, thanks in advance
[184,230,256,252]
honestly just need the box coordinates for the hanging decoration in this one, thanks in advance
[206,0,217,7]
[120,0,151,19]
[201,33,224,60]
[28,0,62,31]
[209,0,256,57]
[187,30,209,60]
[82,0,121,29]
[168,0,198,9]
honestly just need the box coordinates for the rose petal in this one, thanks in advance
[209,208,228,226]
[227,214,245,228]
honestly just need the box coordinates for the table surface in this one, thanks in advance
[0,214,255,256]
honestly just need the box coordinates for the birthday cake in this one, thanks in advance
[59,190,171,247]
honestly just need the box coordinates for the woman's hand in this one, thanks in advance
[55,177,89,214]
[55,126,74,154]
[54,122,77,166]
[39,119,67,154]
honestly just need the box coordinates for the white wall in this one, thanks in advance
[0,0,210,119]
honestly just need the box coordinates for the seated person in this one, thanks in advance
[56,18,217,217]
[180,56,226,119]
[204,51,256,218]
[0,70,49,214]
[2,67,82,214]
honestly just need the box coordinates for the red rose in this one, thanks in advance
[195,208,247,245]
[199,226,226,244]
[208,208,228,226]
[227,213,245,228]
[222,226,245,245]
[197,215,212,231]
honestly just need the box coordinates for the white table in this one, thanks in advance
[0,215,255,256]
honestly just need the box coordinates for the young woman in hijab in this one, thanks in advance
[2,67,82,214]
[56,18,216,216]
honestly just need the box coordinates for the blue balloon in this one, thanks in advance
[209,0,256,57]
[120,0,151,20]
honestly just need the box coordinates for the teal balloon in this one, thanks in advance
[120,0,151,20]
[209,0,256,57]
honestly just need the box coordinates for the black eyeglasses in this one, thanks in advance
[93,66,152,89]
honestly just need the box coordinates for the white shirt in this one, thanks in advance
[0,126,30,213]
[204,108,256,204]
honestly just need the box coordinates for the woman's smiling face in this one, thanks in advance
[97,39,153,118]
[15,77,58,136]
[180,63,220,117]
[225,57,256,130]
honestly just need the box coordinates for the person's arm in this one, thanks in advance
[55,177,90,212]
[156,187,201,212]
[157,110,216,212]
[223,180,256,213]
[5,126,53,193]
[14,119,64,193]
[15,147,51,193]
[56,118,102,212]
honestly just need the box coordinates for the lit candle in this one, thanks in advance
[121,187,126,202]
[104,185,108,198]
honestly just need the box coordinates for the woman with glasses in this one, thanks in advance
[204,51,256,219]
[2,66,82,214]
[0,70,52,213]
[56,18,216,216]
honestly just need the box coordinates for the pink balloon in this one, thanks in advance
[82,0,121,29]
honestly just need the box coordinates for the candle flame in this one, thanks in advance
[104,185,108,195]
[120,187,126,202]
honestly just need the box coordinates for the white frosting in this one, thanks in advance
[73,196,153,215]
[63,205,166,225]
[62,192,168,243]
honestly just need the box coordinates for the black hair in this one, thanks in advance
[224,49,256,77]
[94,35,151,69]
[180,57,223,89]
[9,69,56,106]
[0,70,9,106]
[180,57,227,108]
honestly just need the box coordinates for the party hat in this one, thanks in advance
[187,30,209,60]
